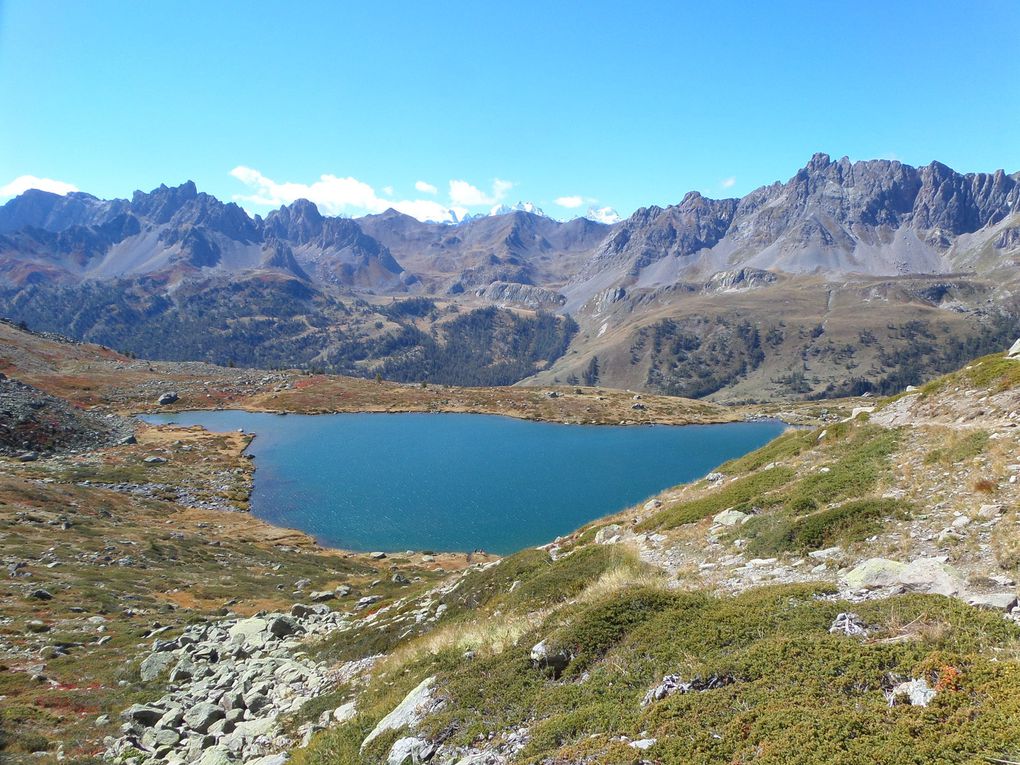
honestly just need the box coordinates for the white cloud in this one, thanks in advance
[0,175,79,198]
[555,195,585,208]
[721,177,736,189]
[229,166,507,223]
[449,178,512,206]
[415,180,438,195]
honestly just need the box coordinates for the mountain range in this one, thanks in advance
[1,153,1017,400]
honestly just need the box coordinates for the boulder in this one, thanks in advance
[267,615,297,638]
[361,677,440,751]
[247,756,288,765]
[594,524,623,544]
[387,736,437,765]
[333,701,357,723]
[195,745,233,765]
[966,592,1018,611]
[233,718,277,742]
[228,617,268,641]
[121,704,165,727]
[141,727,181,751]
[886,678,936,707]
[712,509,749,526]
[899,558,966,596]
[1007,338,1020,359]
[841,558,907,590]
[530,639,572,677]
[140,651,175,682]
[29,588,53,600]
[976,504,1005,520]
[183,701,225,733]
[157,392,179,405]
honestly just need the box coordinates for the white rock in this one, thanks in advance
[808,546,842,560]
[841,558,906,590]
[630,738,657,750]
[333,701,356,723]
[228,617,268,641]
[712,509,749,526]
[976,504,1005,520]
[899,558,966,596]
[886,678,936,707]
[361,677,439,751]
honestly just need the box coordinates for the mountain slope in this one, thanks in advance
[1,154,1018,401]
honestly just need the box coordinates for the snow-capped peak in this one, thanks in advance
[585,205,621,224]
[489,201,547,217]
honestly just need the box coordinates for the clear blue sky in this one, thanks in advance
[1,0,1018,221]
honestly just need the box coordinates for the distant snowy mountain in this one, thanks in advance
[489,201,547,217]
[585,205,621,224]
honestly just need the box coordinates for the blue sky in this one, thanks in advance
[1,1,1018,222]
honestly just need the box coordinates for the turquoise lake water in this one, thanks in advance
[142,411,785,554]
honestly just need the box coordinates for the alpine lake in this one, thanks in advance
[143,411,785,554]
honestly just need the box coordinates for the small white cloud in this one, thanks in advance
[449,178,513,207]
[721,177,736,189]
[0,175,79,198]
[415,180,438,195]
[555,195,585,208]
[382,185,394,196]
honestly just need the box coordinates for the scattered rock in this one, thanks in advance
[333,701,356,723]
[157,392,179,405]
[885,677,936,707]
[362,677,442,751]
[713,509,749,526]
[140,651,175,681]
[829,612,868,637]
[387,736,437,765]
[530,640,572,678]
[121,704,165,727]
[642,673,735,706]
[966,592,1018,612]
[841,558,907,590]
[184,701,226,733]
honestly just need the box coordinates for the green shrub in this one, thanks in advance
[744,498,910,556]
[639,467,795,530]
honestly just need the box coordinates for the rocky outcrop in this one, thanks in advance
[477,281,566,309]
